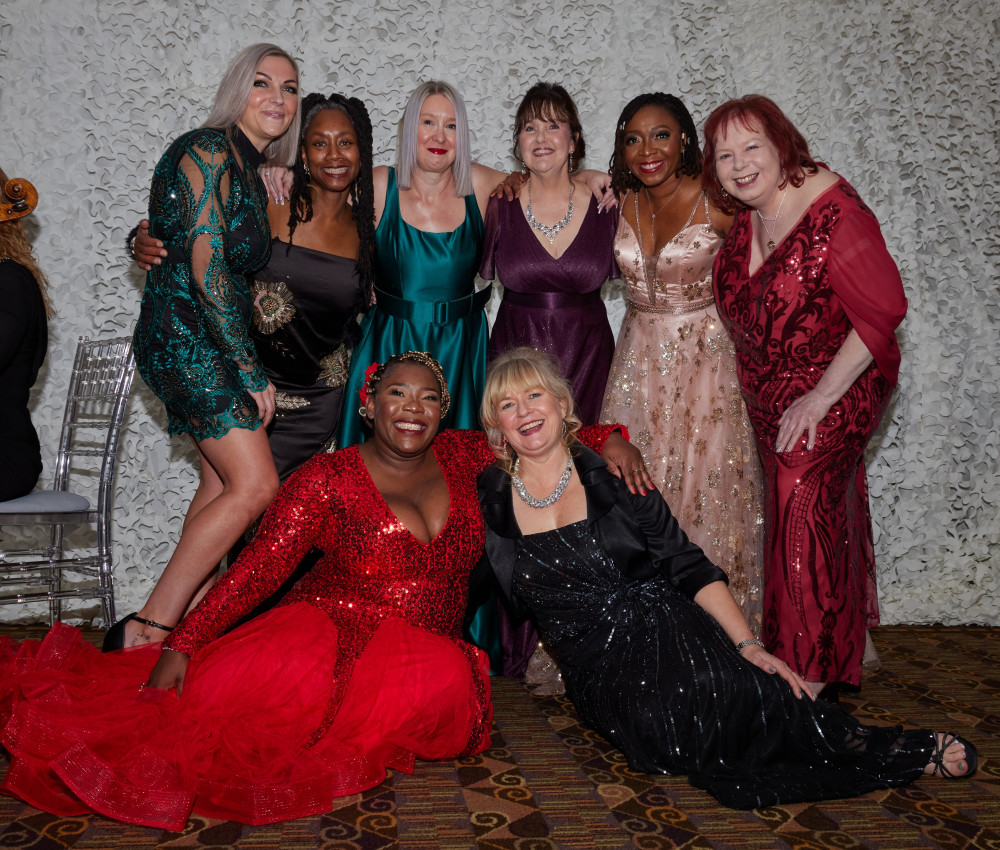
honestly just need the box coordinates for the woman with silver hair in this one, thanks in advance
[108,43,301,650]
[334,80,512,448]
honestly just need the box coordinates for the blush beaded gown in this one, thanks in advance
[600,192,763,633]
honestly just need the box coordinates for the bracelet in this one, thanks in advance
[735,638,765,653]
[126,224,140,260]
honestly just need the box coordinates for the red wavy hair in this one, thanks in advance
[701,95,818,213]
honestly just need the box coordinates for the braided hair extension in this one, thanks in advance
[286,92,376,339]
[366,351,451,419]
[608,93,703,200]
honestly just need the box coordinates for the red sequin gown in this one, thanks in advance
[0,426,618,830]
[712,178,906,686]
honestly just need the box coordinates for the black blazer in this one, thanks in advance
[477,444,728,615]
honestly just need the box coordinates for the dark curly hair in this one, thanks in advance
[608,93,702,199]
[285,92,376,344]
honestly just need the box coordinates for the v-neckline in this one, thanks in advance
[354,443,453,546]
[748,177,842,278]
[519,194,594,261]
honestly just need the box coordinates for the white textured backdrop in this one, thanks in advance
[1,0,997,624]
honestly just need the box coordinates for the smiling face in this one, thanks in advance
[301,108,360,194]
[712,120,784,211]
[366,361,443,457]
[238,54,298,151]
[414,93,457,173]
[518,108,575,177]
[623,104,684,189]
[495,383,569,461]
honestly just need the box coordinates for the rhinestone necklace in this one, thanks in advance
[512,453,573,509]
[525,180,575,244]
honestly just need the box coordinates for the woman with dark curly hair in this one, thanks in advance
[600,93,764,635]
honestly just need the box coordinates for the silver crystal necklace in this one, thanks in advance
[525,180,575,244]
[756,186,787,253]
[512,453,573,509]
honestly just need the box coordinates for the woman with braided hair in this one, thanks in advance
[249,91,376,480]
[599,93,765,634]
[0,351,643,828]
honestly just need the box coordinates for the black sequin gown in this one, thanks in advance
[480,447,936,809]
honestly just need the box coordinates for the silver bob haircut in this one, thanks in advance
[395,81,472,197]
[202,43,301,166]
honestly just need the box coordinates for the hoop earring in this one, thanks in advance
[358,405,368,419]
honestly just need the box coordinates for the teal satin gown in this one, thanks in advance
[335,168,500,672]
[336,167,489,449]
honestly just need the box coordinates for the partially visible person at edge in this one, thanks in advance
[599,92,764,637]
[0,167,51,502]
[107,44,301,650]
[702,94,908,697]
[135,91,377,482]
[478,81,620,682]
[476,346,974,810]
[0,350,647,830]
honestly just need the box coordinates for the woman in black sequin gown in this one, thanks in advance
[476,347,976,809]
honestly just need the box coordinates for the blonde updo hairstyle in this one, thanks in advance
[480,346,582,475]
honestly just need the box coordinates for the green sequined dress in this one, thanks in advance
[133,126,271,441]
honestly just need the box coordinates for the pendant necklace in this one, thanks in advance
[644,176,685,224]
[525,179,574,244]
[633,188,701,305]
[512,453,573,509]
[756,187,787,253]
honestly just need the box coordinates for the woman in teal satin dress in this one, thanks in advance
[335,81,511,449]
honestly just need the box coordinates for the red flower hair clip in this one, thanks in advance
[359,361,380,407]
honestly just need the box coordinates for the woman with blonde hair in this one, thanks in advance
[107,43,301,650]
[0,168,51,502]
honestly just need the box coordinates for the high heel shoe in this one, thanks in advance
[927,732,979,779]
[102,613,175,652]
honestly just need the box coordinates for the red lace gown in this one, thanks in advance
[712,178,907,686]
[0,426,618,830]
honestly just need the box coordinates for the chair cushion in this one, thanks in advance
[0,490,92,514]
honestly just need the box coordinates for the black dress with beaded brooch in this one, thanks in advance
[478,445,955,809]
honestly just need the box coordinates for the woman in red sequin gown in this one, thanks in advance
[0,352,630,830]
[703,97,907,693]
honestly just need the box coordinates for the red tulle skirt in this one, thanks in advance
[0,603,491,830]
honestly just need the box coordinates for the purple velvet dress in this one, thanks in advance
[480,195,618,424]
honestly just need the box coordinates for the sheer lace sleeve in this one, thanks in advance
[177,137,267,392]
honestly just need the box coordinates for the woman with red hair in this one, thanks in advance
[703,95,907,697]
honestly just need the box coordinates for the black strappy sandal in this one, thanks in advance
[102,613,175,652]
[928,732,979,779]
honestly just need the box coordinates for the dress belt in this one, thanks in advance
[374,285,491,326]
[502,289,602,309]
[628,296,715,316]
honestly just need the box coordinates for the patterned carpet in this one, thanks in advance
[0,624,997,849]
